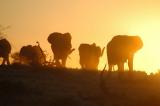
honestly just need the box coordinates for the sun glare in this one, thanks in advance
[128,19,160,74]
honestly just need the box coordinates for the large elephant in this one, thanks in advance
[107,35,143,71]
[0,39,11,65]
[47,32,75,67]
[79,43,105,70]
[19,43,46,65]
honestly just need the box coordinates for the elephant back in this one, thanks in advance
[20,45,46,65]
[79,43,101,57]
[108,35,143,53]
[0,39,11,57]
[20,45,34,60]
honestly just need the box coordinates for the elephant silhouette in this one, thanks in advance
[0,39,11,65]
[19,43,46,65]
[47,32,75,67]
[79,43,105,70]
[107,35,143,71]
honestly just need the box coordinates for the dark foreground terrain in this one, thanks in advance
[0,65,160,106]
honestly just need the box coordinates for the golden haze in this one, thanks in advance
[0,0,160,73]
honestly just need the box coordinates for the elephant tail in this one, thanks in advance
[101,47,105,57]
[99,64,108,94]
[66,48,75,60]
[100,64,106,77]
[68,48,75,55]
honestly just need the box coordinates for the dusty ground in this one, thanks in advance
[0,65,160,106]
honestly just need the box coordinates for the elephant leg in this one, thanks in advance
[107,64,112,77]
[85,62,90,70]
[117,63,124,79]
[2,58,6,65]
[79,59,84,69]
[80,59,87,69]
[54,59,60,67]
[128,55,134,71]
[80,62,83,69]
[53,55,61,67]
[94,59,99,70]
[108,64,113,71]
[81,63,85,69]
[118,63,124,71]
[62,57,67,67]
[57,60,61,67]
[6,57,10,65]
[20,57,24,64]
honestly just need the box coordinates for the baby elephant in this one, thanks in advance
[79,43,105,70]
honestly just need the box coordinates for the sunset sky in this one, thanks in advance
[1,0,160,73]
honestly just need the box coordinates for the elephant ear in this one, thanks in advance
[129,36,143,52]
[63,33,71,42]
[47,32,62,44]
[63,32,72,49]
[0,39,11,54]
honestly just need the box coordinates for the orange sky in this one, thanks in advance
[1,0,160,73]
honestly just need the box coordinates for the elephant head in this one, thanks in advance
[47,32,75,67]
[107,35,143,71]
[79,43,105,70]
[0,39,11,65]
[19,44,46,65]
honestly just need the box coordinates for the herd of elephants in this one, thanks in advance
[0,32,143,71]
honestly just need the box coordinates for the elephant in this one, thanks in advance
[78,43,105,70]
[19,43,46,65]
[107,35,143,71]
[47,32,75,67]
[0,39,11,65]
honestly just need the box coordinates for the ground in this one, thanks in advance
[0,65,160,106]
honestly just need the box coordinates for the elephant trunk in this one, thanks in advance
[128,54,134,71]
